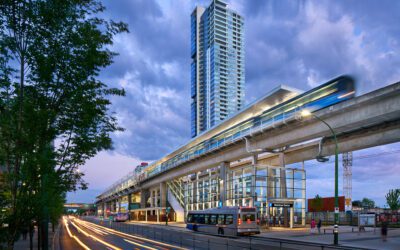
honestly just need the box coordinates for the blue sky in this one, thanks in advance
[67,0,400,207]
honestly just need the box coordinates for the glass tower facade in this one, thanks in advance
[191,0,245,137]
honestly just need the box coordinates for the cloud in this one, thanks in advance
[69,0,400,203]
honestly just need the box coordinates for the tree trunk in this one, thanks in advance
[29,223,33,250]
[37,224,41,250]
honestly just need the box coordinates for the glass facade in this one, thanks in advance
[183,164,306,226]
[191,0,245,138]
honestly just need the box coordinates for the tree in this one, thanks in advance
[311,194,324,212]
[0,0,127,248]
[386,189,400,211]
[361,198,375,209]
[352,200,362,207]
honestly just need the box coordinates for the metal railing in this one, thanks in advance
[167,179,185,208]
[83,217,372,250]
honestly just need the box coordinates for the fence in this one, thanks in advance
[82,216,370,250]
[307,211,400,227]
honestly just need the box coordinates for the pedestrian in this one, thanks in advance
[22,227,28,240]
[317,219,322,234]
[310,219,316,234]
[381,217,388,242]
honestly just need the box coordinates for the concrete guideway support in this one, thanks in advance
[219,162,228,207]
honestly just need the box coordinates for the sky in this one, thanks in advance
[66,0,400,207]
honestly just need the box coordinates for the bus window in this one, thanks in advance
[210,214,217,225]
[204,214,210,224]
[225,214,233,225]
[242,214,255,223]
[217,214,225,225]
[187,214,193,223]
[198,214,205,224]
[193,214,199,223]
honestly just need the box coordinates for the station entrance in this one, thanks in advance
[268,200,295,227]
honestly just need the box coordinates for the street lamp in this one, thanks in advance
[301,110,339,245]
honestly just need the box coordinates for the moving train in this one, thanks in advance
[144,75,355,177]
[101,76,355,199]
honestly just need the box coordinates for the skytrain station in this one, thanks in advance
[95,76,358,228]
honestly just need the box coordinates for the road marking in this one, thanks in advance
[70,219,122,250]
[124,239,158,250]
[81,219,188,250]
[63,217,91,250]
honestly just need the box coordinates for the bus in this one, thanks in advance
[186,206,260,236]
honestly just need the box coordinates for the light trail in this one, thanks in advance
[70,219,122,250]
[123,239,158,250]
[63,217,91,250]
[78,219,188,250]
[75,220,109,236]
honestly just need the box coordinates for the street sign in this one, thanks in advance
[166,207,171,213]
[334,207,339,213]
[271,203,293,208]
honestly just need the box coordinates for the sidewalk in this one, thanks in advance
[259,226,400,250]
[124,219,400,250]
[12,224,60,250]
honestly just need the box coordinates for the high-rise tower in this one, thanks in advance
[191,0,245,138]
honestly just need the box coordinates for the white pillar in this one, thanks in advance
[251,155,258,207]
[290,206,294,228]
[219,162,228,207]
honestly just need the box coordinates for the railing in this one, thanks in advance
[83,216,372,250]
[167,179,185,208]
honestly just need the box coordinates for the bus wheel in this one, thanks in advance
[193,224,198,231]
[218,228,224,235]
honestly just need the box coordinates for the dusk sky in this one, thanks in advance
[66,0,400,207]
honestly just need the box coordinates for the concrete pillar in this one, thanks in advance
[195,173,199,210]
[251,155,258,207]
[140,190,146,208]
[219,162,228,207]
[290,206,294,228]
[128,193,132,212]
[279,153,289,227]
[242,168,246,206]
[160,182,167,208]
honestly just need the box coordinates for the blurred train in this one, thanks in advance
[102,76,355,199]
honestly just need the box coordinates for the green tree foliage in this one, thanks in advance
[352,200,362,207]
[0,0,127,248]
[386,189,400,211]
[361,197,375,209]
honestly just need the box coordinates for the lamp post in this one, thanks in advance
[301,110,339,245]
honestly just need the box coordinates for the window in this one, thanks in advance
[187,214,193,223]
[225,214,233,225]
[197,214,205,224]
[242,213,255,222]
[204,214,210,224]
[217,214,225,224]
[210,214,217,225]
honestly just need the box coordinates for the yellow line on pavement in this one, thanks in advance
[124,239,158,250]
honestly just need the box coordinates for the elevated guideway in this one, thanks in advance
[96,79,400,225]
[138,81,400,190]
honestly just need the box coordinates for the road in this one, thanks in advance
[60,216,187,250]
[57,216,370,250]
